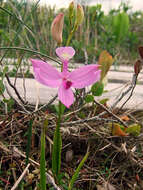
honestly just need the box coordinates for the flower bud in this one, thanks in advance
[134,59,142,75]
[138,46,143,59]
[75,4,84,26]
[51,13,64,45]
[69,1,74,19]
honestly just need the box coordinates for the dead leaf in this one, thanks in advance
[111,123,127,136]
[136,174,140,182]
[98,50,114,81]
[120,115,130,121]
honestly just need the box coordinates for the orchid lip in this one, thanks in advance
[63,79,72,89]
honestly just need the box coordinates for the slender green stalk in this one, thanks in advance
[66,25,77,46]
[52,101,62,180]
[26,119,33,166]
[68,152,89,190]
[40,119,48,190]
[0,47,61,64]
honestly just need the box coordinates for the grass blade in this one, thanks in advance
[40,120,47,190]
[26,119,33,166]
[68,152,89,190]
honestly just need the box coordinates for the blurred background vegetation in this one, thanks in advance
[0,0,143,64]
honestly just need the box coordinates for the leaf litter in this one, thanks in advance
[0,104,143,189]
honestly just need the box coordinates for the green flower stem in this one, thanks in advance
[66,25,78,46]
[52,101,62,181]
[0,47,61,65]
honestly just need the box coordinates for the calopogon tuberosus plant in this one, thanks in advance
[30,2,101,189]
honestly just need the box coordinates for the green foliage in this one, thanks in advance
[99,98,109,105]
[26,119,33,166]
[0,0,142,63]
[85,95,94,103]
[91,81,104,96]
[3,98,14,112]
[0,80,5,95]
[40,120,47,190]
[112,12,130,44]
[126,124,141,136]
[52,123,62,177]
[55,103,66,115]
[68,152,89,190]
[52,103,62,180]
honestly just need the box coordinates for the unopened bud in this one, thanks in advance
[51,13,64,45]
[69,1,74,19]
[134,59,142,75]
[138,46,143,59]
[75,4,84,26]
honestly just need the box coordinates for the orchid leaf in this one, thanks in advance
[52,121,62,179]
[52,102,62,180]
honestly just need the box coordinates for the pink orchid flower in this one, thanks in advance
[31,47,101,108]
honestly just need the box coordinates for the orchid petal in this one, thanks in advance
[56,47,75,61]
[58,83,74,108]
[31,59,61,87]
[69,64,101,89]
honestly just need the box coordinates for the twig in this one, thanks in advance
[120,74,137,109]
[0,142,62,190]
[63,104,86,118]
[13,147,61,190]
[112,74,138,109]
[83,122,122,152]
[61,116,118,126]
[5,73,26,105]
[11,163,30,190]
[32,94,58,114]
[5,83,31,114]
[93,99,128,128]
